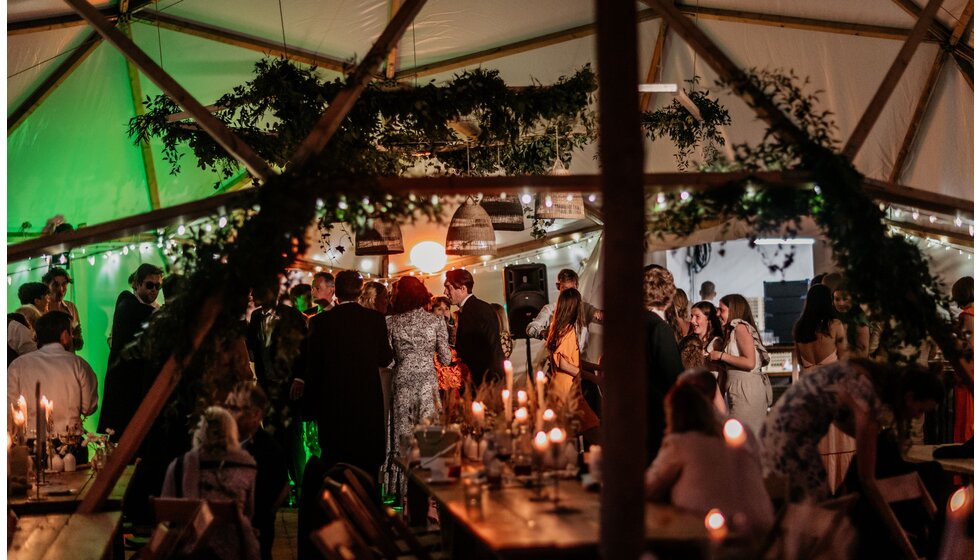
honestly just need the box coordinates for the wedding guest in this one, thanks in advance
[42,267,82,350]
[708,294,771,434]
[225,383,289,560]
[301,271,393,477]
[8,311,98,433]
[99,263,162,436]
[430,296,464,391]
[289,283,315,317]
[161,273,186,305]
[677,301,723,372]
[833,285,870,358]
[491,303,513,360]
[666,288,692,341]
[646,383,773,550]
[950,276,973,444]
[546,288,601,443]
[642,265,684,461]
[15,281,50,328]
[444,269,503,387]
[359,281,389,315]
[247,279,308,488]
[698,281,717,304]
[8,312,36,364]
[306,272,336,318]
[526,268,602,352]
[794,284,851,493]
[162,407,260,560]
[382,277,451,496]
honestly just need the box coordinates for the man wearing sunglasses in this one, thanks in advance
[98,263,164,437]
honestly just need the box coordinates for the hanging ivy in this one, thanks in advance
[641,77,732,170]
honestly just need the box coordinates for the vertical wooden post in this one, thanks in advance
[596,2,646,559]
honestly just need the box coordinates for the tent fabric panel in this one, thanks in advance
[7,42,153,230]
[7,26,92,114]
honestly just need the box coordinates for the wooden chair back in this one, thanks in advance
[312,519,376,560]
[326,478,403,558]
[342,469,432,558]
[877,472,937,516]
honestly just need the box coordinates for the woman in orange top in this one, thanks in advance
[546,288,601,439]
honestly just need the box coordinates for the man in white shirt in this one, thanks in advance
[526,268,603,352]
[7,311,98,434]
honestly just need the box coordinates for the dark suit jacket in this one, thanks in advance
[645,310,683,462]
[455,295,504,387]
[242,427,289,560]
[304,302,393,476]
[246,304,308,399]
[99,291,155,435]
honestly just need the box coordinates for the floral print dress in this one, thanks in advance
[759,362,883,503]
[383,308,452,494]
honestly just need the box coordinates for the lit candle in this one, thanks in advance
[504,360,514,395]
[704,508,728,541]
[723,419,746,447]
[543,409,556,424]
[471,401,485,426]
[533,431,549,454]
[949,487,970,518]
[17,395,27,420]
[515,407,528,424]
[501,389,512,423]
[517,390,528,407]
[535,371,546,410]
[548,427,565,445]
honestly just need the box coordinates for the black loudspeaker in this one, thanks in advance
[504,264,549,340]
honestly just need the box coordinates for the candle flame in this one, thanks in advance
[534,431,549,450]
[536,371,546,383]
[705,509,726,531]
[723,419,746,446]
[548,427,565,444]
[515,408,528,422]
[517,390,528,404]
[543,409,556,422]
[502,389,511,400]
[503,360,513,372]
[17,396,26,408]
[471,401,484,414]
[13,410,25,425]
[949,487,969,512]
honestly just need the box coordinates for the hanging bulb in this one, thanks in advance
[122,246,129,255]
[177,225,186,235]
[954,216,962,227]
[219,216,228,228]
[88,256,96,266]
[912,211,919,220]
[588,193,597,203]
[929,215,937,223]
[521,194,533,205]
[545,195,554,208]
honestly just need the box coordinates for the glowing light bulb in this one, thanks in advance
[949,487,969,512]
[521,194,533,204]
[723,419,746,447]
[545,195,553,208]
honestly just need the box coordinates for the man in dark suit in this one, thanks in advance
[297,270,393,479]
[444,269,503,387]
[643,265,684,463]
[246,279,308,487]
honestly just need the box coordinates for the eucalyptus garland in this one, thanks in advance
[648,69,961,365]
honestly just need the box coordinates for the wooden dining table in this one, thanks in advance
[400,462,708,559]
[7,511,123,560]
[8,465,136,516]
[906,444,974,477]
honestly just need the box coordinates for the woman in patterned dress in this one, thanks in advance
[383,277,452,494]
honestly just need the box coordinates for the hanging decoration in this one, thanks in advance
[446,199,497,256]
[480,195,526,231]
[354,218,405,256]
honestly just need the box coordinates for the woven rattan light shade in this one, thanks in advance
[446,201,497,256]
[355,219,405,256]
[480,195,525,231]
[534,192,586,220]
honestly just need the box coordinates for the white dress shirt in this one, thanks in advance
[7,343,99,433]
[7,320,36,355]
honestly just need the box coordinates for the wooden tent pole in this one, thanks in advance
[842,0,945,161]
[77,294,223,513]
[62,0,275,181]
[888,48,947,183]
[639,20,670,112]
[596,2,646,558]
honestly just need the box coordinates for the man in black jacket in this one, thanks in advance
[444,269,503,387]
[643,265,684,462]
[298,271,393,478]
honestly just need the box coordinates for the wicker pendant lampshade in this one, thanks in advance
[446,200,497,256]
[480,195,525,231]
[534,155,586,220]
[355,218,405,256]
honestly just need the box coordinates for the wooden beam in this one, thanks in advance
[7,0,154,35]
[949,0,974,45]
[888,48,947,183]
[892,0,973,76]
[133,11,350,74]
[11,171,968,263]
[596,0,646,557]
[863,177,974,218]
[123,24,162,210]
[63,0,275,181]
[77,294,222,513]
[7,30,102,134]
[642,0,811,149]
[842,0,945,161]
[639,20,669,112]
[885,219,975,247]
[289,0,428,169]
[385,0,402,79]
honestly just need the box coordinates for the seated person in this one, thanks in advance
[162,407,260,560]
[646,383,773,549]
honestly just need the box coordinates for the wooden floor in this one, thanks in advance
[271,508,299,560]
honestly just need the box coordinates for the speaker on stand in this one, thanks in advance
[504,264,549,377]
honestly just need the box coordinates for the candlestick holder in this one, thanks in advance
[548,442,578,514]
